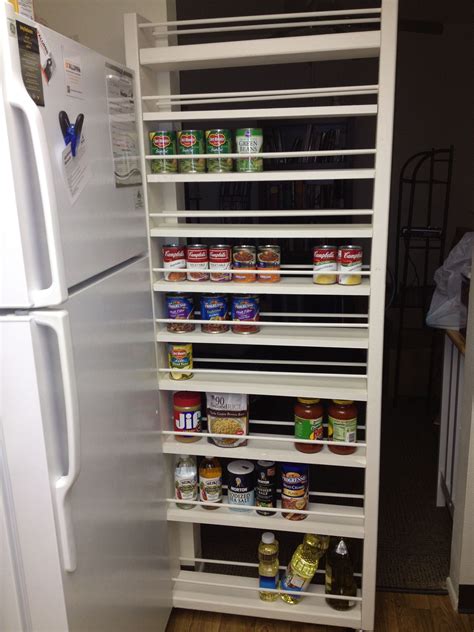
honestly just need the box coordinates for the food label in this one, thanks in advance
[294,415,324,441]
[235,128,263,172]
[231,296,259,322]
[259,575,278,590]
[313,246,337,284]
[228,484,254,511]
[174,410,201,433]
[201,295,229,333]
[167,295,194,323]
[179,132,198,149]
[257,246,281,282]
[175,473,198,502]
[163,246,186,281]
[337,247,363,285]
[206,392,248,447]
[256,465,276,515]
[281,465,308,521]
[199,475,222,503]
[150,131,177,173]
[209,246,231,281]
[169,344,193,380]
[280,566,310,594]
[328,416,357,443]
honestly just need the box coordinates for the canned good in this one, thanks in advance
[200,294,229,333]
[256,460,277,516]
[178,130,205,173]
[205,129,232,173]
[168,343,193,380]
[162,244,186,282]
[233,245,257,282]
[206,392,249,447]
[313,245,337,285]
[281,463,309,521]
[338,245,363,285]
[235,128,263,172]
[231,294,260,334]
[166,293,195,333]
[186,244,209,282]
[257,244,281,283]
[149,130,177,174]
[209,244,232,282]
[227,460,255,512]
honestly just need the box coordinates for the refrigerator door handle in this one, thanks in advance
[3,15,67,306]
[34,311,81,573]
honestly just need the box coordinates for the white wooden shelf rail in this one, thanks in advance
[125,1,398,629]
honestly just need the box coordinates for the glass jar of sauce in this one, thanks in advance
[328,400,357,455]
[294,398,324,453]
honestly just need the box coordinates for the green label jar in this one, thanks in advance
[235,128,263,172]
[178,129,205,173]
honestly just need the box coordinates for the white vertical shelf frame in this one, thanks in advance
[363,1,398,630]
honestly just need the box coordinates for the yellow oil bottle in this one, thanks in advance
[258,532,279,601]
[280,534,329,604]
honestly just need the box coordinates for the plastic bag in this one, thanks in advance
[426,232,473,330]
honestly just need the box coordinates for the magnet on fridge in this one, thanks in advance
[59,111,84,157]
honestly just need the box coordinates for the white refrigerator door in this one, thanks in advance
[0,257,171,632]
[0,2,147,308]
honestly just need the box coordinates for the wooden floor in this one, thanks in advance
[166,593,474,631]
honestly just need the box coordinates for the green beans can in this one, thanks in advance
[149,130,177,173]
[178,130,205,173]
[235,128,263,172]
[205,129,232,173]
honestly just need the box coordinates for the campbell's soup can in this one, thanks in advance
[201,294,229,334]
[231,294,260,334]
[313,245,337,285]
[281,463,309,521]
[162,244,186,281]
[209,244,232,282]
[233,245,257,282]
[178,130,205,173]
[338,245,363,285]
[186,244,209,282]
[149,130,177,173]
[227,460,255,512]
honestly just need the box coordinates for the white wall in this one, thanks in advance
[34,0,168,63]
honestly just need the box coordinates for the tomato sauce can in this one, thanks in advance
[257,244,281,283]
[162,244,186,282]
[186,244,209,282]
[231,294,260,334]
[200,294,229,334]
[209,244,232,282]
[281,463,309,521]
[168,343,193,380]
[256,460,277,516]
[313,245,337,285]
[227,460,255,511]
[177,130,205,173]
[338,245,363,285]
[233,245,257,282]
[149,130,177,173]
[166,293,195,333]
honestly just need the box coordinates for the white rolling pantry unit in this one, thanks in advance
[125,3,397,630]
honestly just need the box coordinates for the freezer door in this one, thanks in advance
[0,257,171,632]
[0,3,147,307]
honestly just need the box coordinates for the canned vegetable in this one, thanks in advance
[149,130,177,173]
[178,130,205,173]
[201,294,229,333]
[235,128,263,172]
[206,129,232,173]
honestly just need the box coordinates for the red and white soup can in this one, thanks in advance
[209,244,232,282]
[337,245,363,285]
[186,244,209,282]
[313,245,337,285]
[162,244,186,282]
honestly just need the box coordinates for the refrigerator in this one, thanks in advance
[0,3,171,631]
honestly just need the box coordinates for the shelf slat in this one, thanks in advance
[162,435,366,468]
[150,223,372,239]
[147,168,374,184]
[143,104,377,122]
[156,325,369,349]
[153,277,370,296]
[158,372,368,401]
[173,570,362,628]
[167,500,364,539]
[140,30,380,71]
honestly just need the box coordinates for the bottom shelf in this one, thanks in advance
[173,570,362,628]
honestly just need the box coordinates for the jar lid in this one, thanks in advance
[332,399,354,405]
[174,391,201,407]
[297,398,320,404]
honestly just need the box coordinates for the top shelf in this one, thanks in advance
[140,30,381,71]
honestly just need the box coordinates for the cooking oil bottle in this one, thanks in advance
[325,538,357,610]
[280,534,330,604]
[258,532,279,601]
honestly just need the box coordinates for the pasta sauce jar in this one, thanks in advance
[328,400,358,455]
[294,398,324,453]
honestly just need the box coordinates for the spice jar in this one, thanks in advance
[328,400,357,455]
[173,391,202,442]
[294,398,324,453]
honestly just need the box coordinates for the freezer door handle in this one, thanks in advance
[2,7,67,306]
[34,311,81,573]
